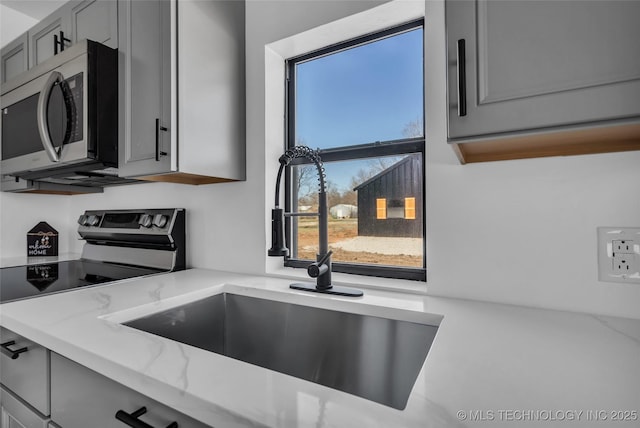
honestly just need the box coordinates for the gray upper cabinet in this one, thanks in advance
[27,5,71,68]
[446,0,640,158]
[70,0,118,49]
[118,0,172,178]
[1,34,28,83]
[118,0,246,184]
[4,1,116,78]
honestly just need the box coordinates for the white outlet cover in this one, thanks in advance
[598,227,640,284]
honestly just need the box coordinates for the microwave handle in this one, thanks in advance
[37,71,64,162]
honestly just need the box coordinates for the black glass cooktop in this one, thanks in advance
[0,259,164,304]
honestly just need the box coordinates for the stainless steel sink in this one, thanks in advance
[123,293,439,409]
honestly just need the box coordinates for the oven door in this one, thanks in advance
[1,53,88,176]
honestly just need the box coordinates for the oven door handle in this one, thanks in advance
[37,71,66,163]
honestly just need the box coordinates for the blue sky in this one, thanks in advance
[295,27,424,192]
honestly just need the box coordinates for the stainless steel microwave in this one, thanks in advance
[1,40,118,180]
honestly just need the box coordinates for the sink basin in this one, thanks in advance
[123,292,439,409]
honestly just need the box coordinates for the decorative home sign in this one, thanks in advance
[27,222,58,257]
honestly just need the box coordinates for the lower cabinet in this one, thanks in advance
[0,328,50,417]
[51,353,209,428]
[0,386,49,428]
[1,327,210,428]
[0,327,51,428]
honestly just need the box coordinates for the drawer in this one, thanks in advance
[51,353,209,428]
[0,328,50,416]
[1,385,50,428]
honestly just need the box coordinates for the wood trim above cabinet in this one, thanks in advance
[451,122,640,164]
[138,172,239,185]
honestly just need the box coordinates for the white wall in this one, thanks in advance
[0,4,37,45]
[0,192,71,258]
[2,0,639,320]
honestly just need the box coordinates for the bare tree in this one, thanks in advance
[340,188,357,206]
[325,181,343,208]
[402,116,424,138]
[295,165,316,198]
[291,139,318,203]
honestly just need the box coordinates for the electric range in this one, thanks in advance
[0,209,185,304]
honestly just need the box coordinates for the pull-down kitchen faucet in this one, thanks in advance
[268,146,363,297]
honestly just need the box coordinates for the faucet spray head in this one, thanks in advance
[268,208,288,257]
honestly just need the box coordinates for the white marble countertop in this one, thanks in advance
[1,268,639,427]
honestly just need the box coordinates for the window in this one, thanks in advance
[387,199,406,219]
[285,20,425,281]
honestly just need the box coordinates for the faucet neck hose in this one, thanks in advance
[274,163,285,208]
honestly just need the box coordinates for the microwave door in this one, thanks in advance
[1,53,88,176]
[1,94,42,164]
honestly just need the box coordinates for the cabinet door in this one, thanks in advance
[0,328,50,417]
[118,0,173,178]
[0,387,49,428]
[50,354,208,428]
[446,0,640,140]
[27,6,72,68]
[1,34,28,84]
[70,0,118,49]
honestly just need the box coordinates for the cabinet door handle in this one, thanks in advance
[53,31,71,55]
[116,407,178,428]
[155,119,168,161]
[456,39,467,117]
[0,340,29,360]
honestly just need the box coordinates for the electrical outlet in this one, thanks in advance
[613,240,634,254]
[598,227,640,284]
[612,254,635,274]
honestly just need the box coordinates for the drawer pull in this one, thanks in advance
[0,340,28,360]
[116,407,178,428]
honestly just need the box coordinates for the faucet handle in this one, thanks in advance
[308,263,327,278]
[308,250,332,278]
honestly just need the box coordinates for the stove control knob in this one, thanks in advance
[87,215,100,226]
[152,214,168,228]
[139,214,152,228]
[77,215,88,226]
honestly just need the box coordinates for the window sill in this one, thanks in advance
[266,264,427,295]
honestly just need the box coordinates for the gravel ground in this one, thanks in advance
[328,236,423,256]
